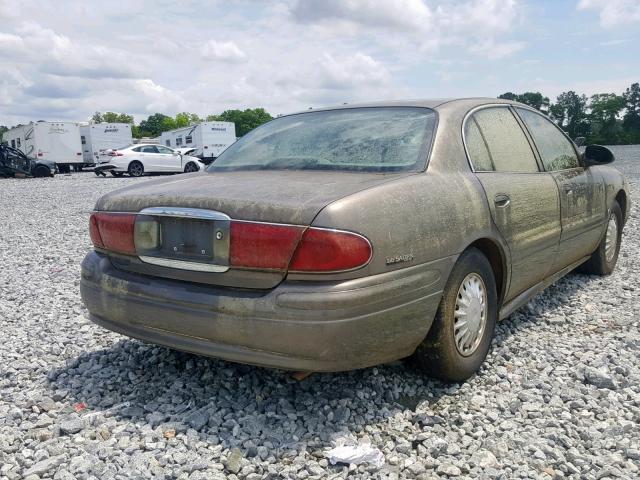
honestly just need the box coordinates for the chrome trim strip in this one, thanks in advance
[138,256,230,273]
[138,207,231,221]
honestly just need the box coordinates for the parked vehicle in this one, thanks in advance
[93,143,205,177]
[160,122,236,164]
[80,123,133,165]
[81,99,629,381]
[0,144,57,178]
[4,122,83,173]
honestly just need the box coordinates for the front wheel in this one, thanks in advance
[410,248,497,382]
[184,162,199,173]
[579,201,622,275]
[128,161,144,177]
[34,166,51,177]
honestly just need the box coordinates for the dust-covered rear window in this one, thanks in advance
[208,107,436,173]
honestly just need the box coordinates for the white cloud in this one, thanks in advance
[291,0,433,31]
[1,0,635,127]
[200,40,247,63]
[318,53,392,89]
[578,0,640,27]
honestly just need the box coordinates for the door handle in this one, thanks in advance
[494,194,511,208]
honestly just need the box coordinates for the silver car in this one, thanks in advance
[81,98,629,381]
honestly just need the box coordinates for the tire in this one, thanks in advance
[579,201,622,276]
[411,248,498,382]
[128,161,144,177]
[34,166,50,178]
[110,171,124,177]
[184,162,199,173]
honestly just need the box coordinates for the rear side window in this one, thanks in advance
[469,107,539,173]
[516,108,579,171]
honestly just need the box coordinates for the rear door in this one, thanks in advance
[515,108,606,269]
[465,106,561,301]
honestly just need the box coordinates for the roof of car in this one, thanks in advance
[285,97,518,116]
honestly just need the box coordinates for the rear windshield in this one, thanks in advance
[208,107,436,173]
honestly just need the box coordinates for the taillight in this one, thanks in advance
[289,228,372,272]
[37,153,43,157]
[89,213,136,255]
[89,213,371,273]
[109,151,124,156]
[229,221,305,270]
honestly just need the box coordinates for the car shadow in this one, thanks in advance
[47,340,455,455]
[46,271,602,457]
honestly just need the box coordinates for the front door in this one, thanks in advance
[465,106,561,301]
[514,108,607,270]
[156,145,181,171]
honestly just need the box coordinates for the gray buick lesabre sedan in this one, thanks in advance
[81,98,630,381]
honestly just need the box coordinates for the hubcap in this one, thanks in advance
[131,164,142,176]
[454,273,487,357]
[605,213,618,263]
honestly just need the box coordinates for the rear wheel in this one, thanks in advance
[184,162,199,173]
[411,248,497,382]
[128,161,144,177]
[579,201,622,275]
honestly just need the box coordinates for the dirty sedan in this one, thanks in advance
[80,99,629,381]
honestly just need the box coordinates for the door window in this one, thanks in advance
[156,146,174,154]
[516,108,579,171]
[140,146,159,153]
[464,118,494,171]
[469,107,539,173]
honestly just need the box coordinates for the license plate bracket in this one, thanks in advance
[135,207,230,272]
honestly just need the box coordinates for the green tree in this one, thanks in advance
[174,112,201,128]
[588,93,625,144]
[549,91,590,139]
[207,108,273,136]
[622,82,640,143]
[92,111,134,124]
[498,92,549,111]
[139,113,174,137]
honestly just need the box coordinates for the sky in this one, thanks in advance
[0,0,639,126]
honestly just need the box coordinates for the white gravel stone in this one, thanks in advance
[1,146,640,479]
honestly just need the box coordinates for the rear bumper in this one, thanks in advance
[80,251,451,371]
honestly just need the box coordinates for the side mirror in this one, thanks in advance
[583,145,614,166]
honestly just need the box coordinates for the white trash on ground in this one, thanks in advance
[324,433,385,468]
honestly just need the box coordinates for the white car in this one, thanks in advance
[94,144,205,177]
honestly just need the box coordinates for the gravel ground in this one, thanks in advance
[1,147,639,480]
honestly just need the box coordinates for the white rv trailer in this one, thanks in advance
[4,122,83,173]
[80,123,133,165]
[160,121,236,164]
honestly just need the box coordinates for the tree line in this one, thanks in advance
[498,82,640,144]
[91,108,273,139]
[2,82,639,145]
